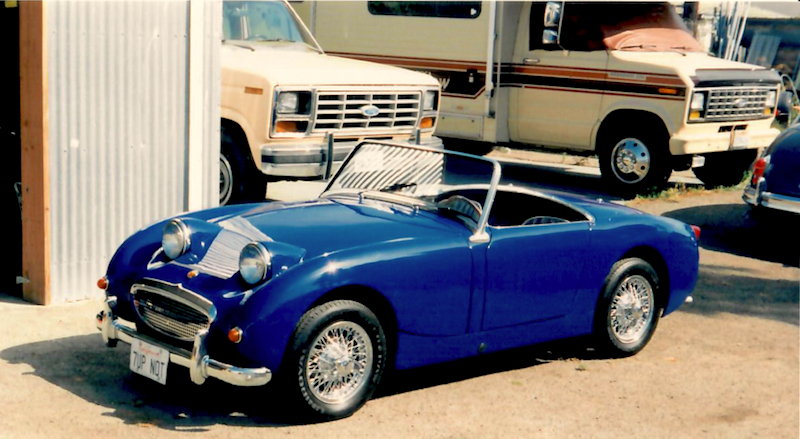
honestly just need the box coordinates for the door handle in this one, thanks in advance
[523,58,540,65]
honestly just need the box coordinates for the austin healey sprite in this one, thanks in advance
[97,141,698,420]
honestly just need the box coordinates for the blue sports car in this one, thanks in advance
[97,142,699,420]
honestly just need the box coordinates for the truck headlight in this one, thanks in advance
[765,90,777,109]
[162,219,190,260]
[275,91,311,114]
[689,92,706,120]
[239,243,271,285]
[423,90,438,111]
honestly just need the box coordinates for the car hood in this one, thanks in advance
[608,51,773,85]
[193,196,467,268]
[222,43,439,87]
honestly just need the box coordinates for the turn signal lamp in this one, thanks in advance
[690,225,701,240]
[420,117,434,129]
[275,121,307,133]
[228,327,243,343]
[97,277,109,291]
[689,111,701,120]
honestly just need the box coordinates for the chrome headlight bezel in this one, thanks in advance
[239,242,272,285]
[162,219,191,260]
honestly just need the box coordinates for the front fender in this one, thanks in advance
[227,235,473,372]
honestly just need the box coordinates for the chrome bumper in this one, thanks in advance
[743,178,800,215]
[261,135,444,178]
[96,296,271,387]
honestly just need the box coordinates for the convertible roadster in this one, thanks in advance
[97,142,699,420]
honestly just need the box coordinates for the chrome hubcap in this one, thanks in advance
[219,155,233,205]
[609,275,653,344]
[305,321,373,404]
[611,138,651,184]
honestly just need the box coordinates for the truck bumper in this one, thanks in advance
[260,135,444,178]
[669,124,780,156]
[96,296,271,387]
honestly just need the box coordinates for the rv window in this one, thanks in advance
[368,2,481,19]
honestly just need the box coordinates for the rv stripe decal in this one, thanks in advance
[327,51,686,101]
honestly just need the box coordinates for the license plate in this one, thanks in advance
[130,339,169,385]
[731,132,749,149]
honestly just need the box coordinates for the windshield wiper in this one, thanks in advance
[620,44,656,50]
[222,39,255,52]
[249,38,323,53]
[378,182,417,193]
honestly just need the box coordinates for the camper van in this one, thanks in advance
[220,0,441,204]
[294,1,782,194]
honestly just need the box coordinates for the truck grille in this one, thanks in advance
[704,87,771,121]
[312,91,421,133]
[133,288,211,342]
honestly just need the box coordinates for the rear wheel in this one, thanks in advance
[693,149,757,188]
[594,258,661,357]
[599,132,671,197]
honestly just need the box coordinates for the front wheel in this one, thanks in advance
[599,134,671,197]
[220,130,267,205]
[594,258,661,357]
[281,300,387,421]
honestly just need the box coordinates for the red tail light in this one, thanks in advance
[690,225,701,240]
[751,157,767,186]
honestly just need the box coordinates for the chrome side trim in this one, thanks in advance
[97,297,271,387]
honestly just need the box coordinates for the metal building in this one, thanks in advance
[17,1,221,304]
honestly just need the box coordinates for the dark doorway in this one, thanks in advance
[2,3,21,297]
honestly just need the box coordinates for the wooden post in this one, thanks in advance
[19,1,49,305]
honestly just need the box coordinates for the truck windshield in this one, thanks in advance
[559,2,704,53]
[222,1,317,48]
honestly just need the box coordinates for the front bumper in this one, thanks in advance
[96,296,271,387]
[669,124,779,156]
[261,135,444,178]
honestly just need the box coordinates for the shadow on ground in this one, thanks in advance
[663,203,799,267]
[0,332,594,429]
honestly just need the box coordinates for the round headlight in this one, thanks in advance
[162,219,190,260]
[239,242,271,285]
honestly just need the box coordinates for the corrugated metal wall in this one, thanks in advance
[47,1,220,303]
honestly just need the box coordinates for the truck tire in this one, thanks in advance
[599,131,671,197]
[693,149,757,188]
[220,129,267,205]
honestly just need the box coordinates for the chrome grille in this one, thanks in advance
[134,288,211,341]
[312,91,421,133]
[704,87,771,121]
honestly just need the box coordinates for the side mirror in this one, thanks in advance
[542,29,559,46]
[544,2,561,27]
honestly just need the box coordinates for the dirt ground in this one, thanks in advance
[1,190,797,439]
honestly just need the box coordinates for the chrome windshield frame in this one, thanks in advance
[321,141,502,244]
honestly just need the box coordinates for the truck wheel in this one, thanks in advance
[220,130,267,205]
[599,132,671,196]
[693,149,757,188]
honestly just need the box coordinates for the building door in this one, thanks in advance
[2,2,21,296]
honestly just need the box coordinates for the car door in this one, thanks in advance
[508,2,607,150]
[481,221,590,331]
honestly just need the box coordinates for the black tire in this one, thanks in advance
[442,138,494,156]
[594,258,662,357]
[693,149,757,188]
[280,300,387,421]
[220,128,267,205]
[599,131,671,197]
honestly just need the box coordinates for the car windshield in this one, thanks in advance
[324,143,500,230]
[222,1,318,48]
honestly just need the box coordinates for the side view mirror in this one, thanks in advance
[544,2,561,27]
[542,29,559,46]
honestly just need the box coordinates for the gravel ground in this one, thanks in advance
[1,190,797,439]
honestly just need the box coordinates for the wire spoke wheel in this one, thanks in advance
[305,321,373,405]
[608,274,654,344]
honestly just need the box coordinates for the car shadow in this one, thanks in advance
[662,203,800,268]
[0,332,598,428]
[0,334,294,430]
